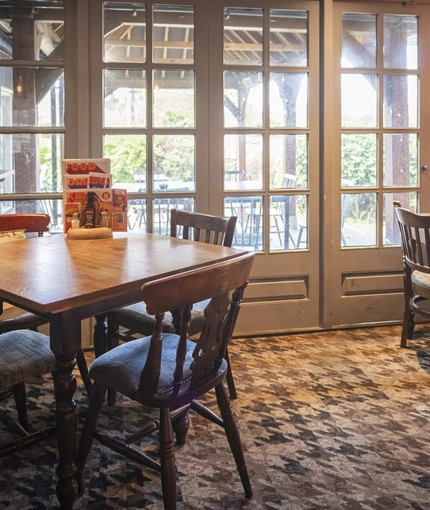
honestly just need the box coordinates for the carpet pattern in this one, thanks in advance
[0,325,430,509]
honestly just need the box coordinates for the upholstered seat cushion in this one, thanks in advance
[412,270,430,289]
[89,334,199,398]
[0,330,56,391]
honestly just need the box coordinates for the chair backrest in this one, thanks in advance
[138,252,254,397]
[394,203,430,274]
[0,214,50,237]
[170,209,237,247]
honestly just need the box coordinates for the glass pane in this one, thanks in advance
[128,199,147,231]
[223,8,263,66]
[153,4,194,64]
[384,15,418,70]
[224,71,263,128]
[224,134,263,191]
[103,2,146,63]
[383,134,418,187]
[224,196,263,252]
[0,67,64,127]
[153,135,195,192]
[383,192,418,246]
[270,10,308,67]
[384,75,418,128]
[0,2,64,61]
[270,194,308,251]
[342,193,377,247]
[342,13,376,69]
[104,69,146,128]
[153,70,195,128]
[270,134,307,189]
[0,133,63,194]
[341,133,377,187]
[104,134,147,191]
[153,196,194,235]
[270,73,308,128]
[341,73,377,128]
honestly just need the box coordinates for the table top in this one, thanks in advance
[0,231,246,316]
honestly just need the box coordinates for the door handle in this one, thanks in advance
[421,165,428,173]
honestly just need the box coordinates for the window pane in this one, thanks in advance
[383,192,417,246]
[342,13,376,69]
[341,133,377,187]
[383,134,418,187]
[224,134,263,191]
[270,194,308,251]
[383,75,418,128]
[384,15,418,70]
[153,4,194,64]
[270,73,308,128]
[0,67,64,127]
[103,2,146,63]
[341,73,377,128]
[270,134,307,189]
[224,196,263,252]
[0,2,64,61]
[153,70,194,128]
[223,8,263,66]
[153,197,194,235]
[224,71,263,128]
[270,10,308,67]
[152,135,195,192]
[104,134,147,191]
[342,193,377,247]
[128,198,147,231]
[104,69,146,128]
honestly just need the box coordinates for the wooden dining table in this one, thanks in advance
[0,231,247,509]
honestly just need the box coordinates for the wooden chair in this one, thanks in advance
[0,214,92,396]
[394,202,430,347]
[76,252,254,510]
[106,209,239,401]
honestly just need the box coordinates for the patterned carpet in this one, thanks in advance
[0,325,430,509]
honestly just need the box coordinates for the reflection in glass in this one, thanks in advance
[341,193,376,247]
[0,3,65,61]
[270,194,308,251]
[224,134,263,190]
[153,4,194,64]
[153,197,194,235]
[341,133,377,187]
[223,7,263,66]
[270,134,307,189]
[383,192,417,246]
[153,70,194,128]
[103,2,146,63]
[0,67,64,127]
[270,73,308,128]
[104,134,147,191]
[341,73,377,128]
[153,135,195,192]
[383,134,418,187]
[342,13,376,68]
[270,10,308,67]
[104,69,146,128]
[224,196,263,252]
[384,75,418,128]
[224,71,262,128]
[384,15,418,70]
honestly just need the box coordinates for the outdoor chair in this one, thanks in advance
[394,202,430,347]
[105,209,239,403]
[76,252,254,510]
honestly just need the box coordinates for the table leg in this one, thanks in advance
[50,312,81,509]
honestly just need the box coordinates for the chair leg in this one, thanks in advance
[215,383,252,499]
[159,407,177,510]
[107,313,120,405]
[13,382,29,432]
[76,349,93,398]
[76,383,106,497]
[224,349,237,400]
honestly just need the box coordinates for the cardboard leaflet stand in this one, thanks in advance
[62,158,128,238]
